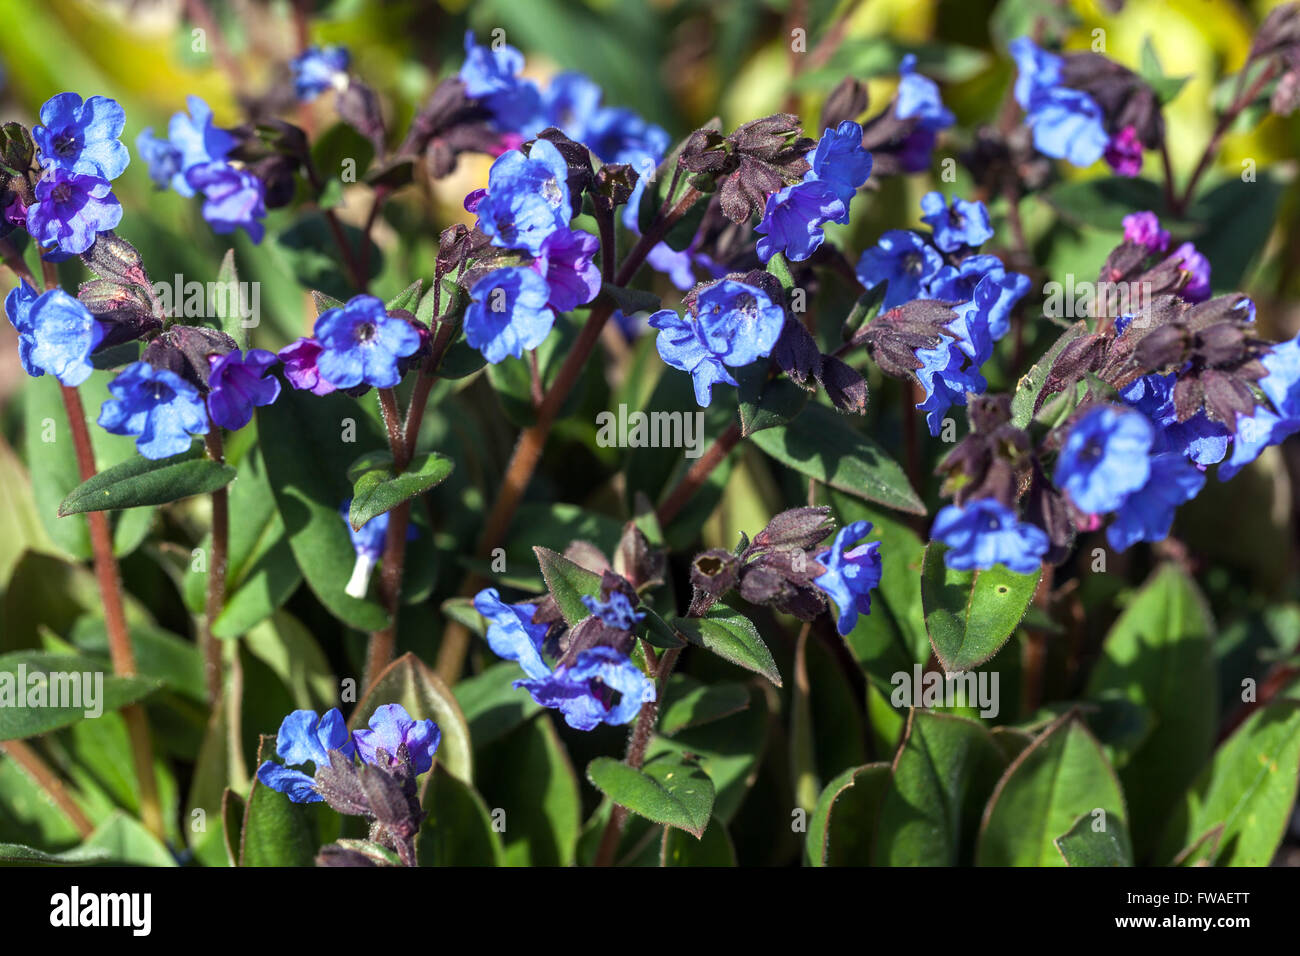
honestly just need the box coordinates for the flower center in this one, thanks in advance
[54,132,79,156]
[354,322,377,344]
[151,382,175,403]
[904,253,924,276]
[51,182,73,204]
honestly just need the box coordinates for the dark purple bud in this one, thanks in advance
[821,77,870,131]
[141,325,238,391]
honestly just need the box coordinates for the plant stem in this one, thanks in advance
[593,645,681,866]
[0,740,94,837]
[202,430,228,706]
[1174,60,1278,214]
[58,384,165,841]
[656,422,743,525]
[436,188,703,684]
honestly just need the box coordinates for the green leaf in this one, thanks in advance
[0,842,111,866]
[385,279,423,314]
[257,388,389,632]
[661,817,736,865]
[806,763,890,866]
[1138,38,1189,105]
[673,604,781,686]
[872,710,1006,866]
[417,766,505,866]
[83,811,177,867]
[587,753,715,838]
[1084,563,1216,858]
[1043,178,1167,232]
[737,371,810,438]
[351,652,473,784]
[1055,812,1134,866]
[533,546,603,626]
[752,403,924,515]
[348,451,455,529]
[1011,321,1088,429]
[1157,701,1300,866]
[475,715,581,866]
[658,676,750,736]
[57,447,233,516]
[454,661,542,749]
[211,248,249,348]
[976,713,1129,867]
[921,542,1040,672]
[239,737,321,867]
[0,651,159,740]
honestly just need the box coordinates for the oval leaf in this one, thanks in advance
[921,542,1040,672]
[349,451,455,530]
[58,449,235,516]
[587,753,716,839]
[672,605,781,687]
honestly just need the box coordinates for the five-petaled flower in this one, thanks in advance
[931,498,1049,574]
[5,279,104,387]
[256,708,356,804]
[98,361,210,460]
[32,93,130,181]
[465,267,555,364]
[1054,405,1154,516]
[206,349,282,430]
[813,520,883,635]
[314,294,421,389]
[26,168,122,255]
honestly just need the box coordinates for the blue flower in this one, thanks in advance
[474,139,571,255]
[206,348,281,430]
[460,31,527,99]
[813,520,882,635]
[1106,453,1205,552]
[4,280,103,386]
[465,267,555,364]
[184,161,267,244]
[755,178,847,263]
[856,230,944,309]
[32,93,129,181]
[1009,37,1109,167]
[926,255,1030,340]
[516,646,656,731]
[914,335,982,436]
[931,499,1049,574]
[135,128,183,190]
[1008,37,1063,110]
[353,703,440,775]
[167,96,236,197]
[25,169,122,255]
[755,121,872,263]
[459,32,545,135]
[920,192,993,253]
[583,107,669,231]
[645,240,725,293]
[1054,405,1154,514]
[291,45,350,101]
[531,227,600,311]
[896,54,954,130]
[98,362,209,459]
[541,72,605,141]
[649,279,785,407]
[1220,333,1300,480]
[581,591,645,631]
[255,708,354,804]
[474,588,552,680]
[314,294,421,388]
[1120,373,1229,465]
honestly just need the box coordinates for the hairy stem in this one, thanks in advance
[58,385,165,841]
[593,645,681,866]
[202,430,228,706]
[656,422,743,526]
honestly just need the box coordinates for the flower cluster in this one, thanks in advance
[473,585,656,731]
[19,93,129,255]
[137,96,267,242]
[1010,37,1163,176]
[855,193,1030,433]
